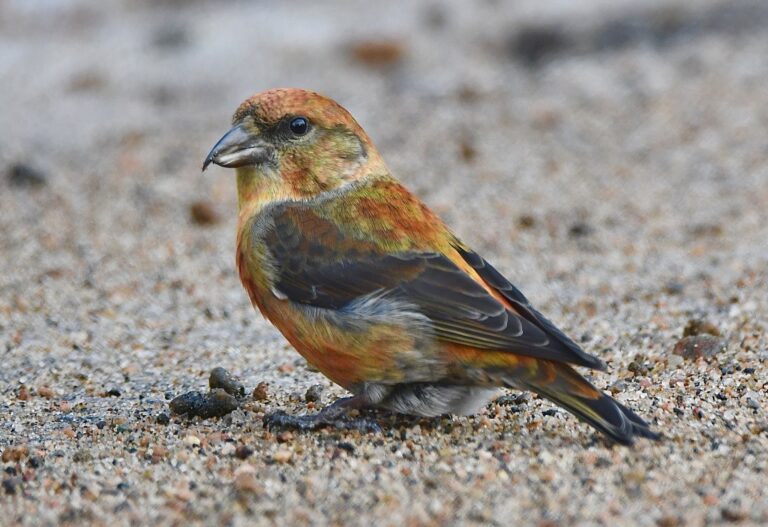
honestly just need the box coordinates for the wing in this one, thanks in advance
[261,197,605,370]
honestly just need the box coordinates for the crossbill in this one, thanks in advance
[203,88,659,445]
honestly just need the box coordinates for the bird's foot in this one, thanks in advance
[263,396,381,433]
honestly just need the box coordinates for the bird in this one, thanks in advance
[202,88,659,445]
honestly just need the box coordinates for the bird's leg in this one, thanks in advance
[263,395,381,433]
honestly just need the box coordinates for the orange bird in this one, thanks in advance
[203,88,659,445]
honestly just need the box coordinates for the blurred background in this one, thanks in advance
[1,0,767,525]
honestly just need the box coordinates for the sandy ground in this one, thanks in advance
[1,1,767,525]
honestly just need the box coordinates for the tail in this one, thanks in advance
[502,360,660,445]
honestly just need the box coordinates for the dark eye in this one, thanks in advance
[289,116,309,136]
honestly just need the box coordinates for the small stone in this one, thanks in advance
[609,380,627,394]
[517,215,536,229]
[234,445,254,460]
[189,201,220,226]
[721,507,747,522]
[337,442,355,455]
[37,386,55,399]
[276,431,294,443]
[27,456,43,469]
[7,163,47,187]
[73,450,92,463]
[209,367,245,398]
[16,386,29,401]
[663,281,684,295]
[1,446,29,463]
[150,446,166,464]
[104,388,121,397]
[672,335,726,361]
[183,434,201,447]
[233,471,263,495]
[156,412,170,425]
[2,477,22,495]
[744,391,761,410]
[169,389,239,418]
[683,319,721,337]
[458,138,477,163]
[568,221,594,238]
[272,449,292,464]
[508,25,571,66]
[348,39,405,68]
[304,384,323,403]
[252,382,269,401]
[657,516,681,527]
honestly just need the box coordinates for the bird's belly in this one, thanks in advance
[253,293,446,390]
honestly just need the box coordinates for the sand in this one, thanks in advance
[1,1,767,525]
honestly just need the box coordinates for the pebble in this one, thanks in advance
[272,449,293,464]
[189,201,221,226]
[169,389,239,419]
[2,477,22,495]
[672,335,726,361]
[209,367,246,398]
[235,445,254,459]
[348,39,405,68]
[252,382,269,401]
[304,384,324,403]
[183,434,201,447]
[7,163,47,187]
[1,445,29,463]
[37,386,55,399]
[682,319,721,337]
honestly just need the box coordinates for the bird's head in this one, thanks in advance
[203,88,384,199]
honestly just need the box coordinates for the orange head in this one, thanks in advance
[203,88,385,198]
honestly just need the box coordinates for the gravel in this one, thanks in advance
[1,1,767,526]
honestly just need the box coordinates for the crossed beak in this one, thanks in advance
[202,123,270,171]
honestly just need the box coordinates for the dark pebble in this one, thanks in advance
[105,388,121,397]
[663,281,685,295]
[27,456,43,469]
[496,394,529,406]
[234,445,254,459]
[156,412,170,425]
[683,319,721,337]
[304,384,324,403]
[509,25,571,66]
[73,450,92,463]
[169,389,239,418]
[743,367,755,374]
[96,420,106,430]
[517,214,536,229]
[7,163,47,187]
[672,335,726,360]
[337,442,355,454]
[542,409,559,417]
[209,367,245,398]
[568,221,594,238]
[2,477,21,495]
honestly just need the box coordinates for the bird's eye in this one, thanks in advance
[289,117,309,136]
